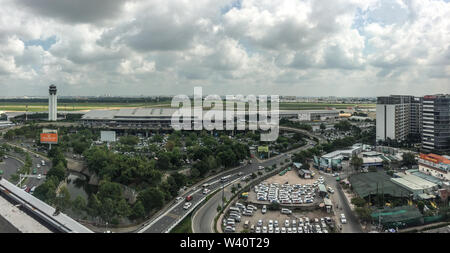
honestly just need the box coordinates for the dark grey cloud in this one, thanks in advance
[16,0,128,24]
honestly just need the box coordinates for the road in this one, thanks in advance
[191,142,315,233]
[0,140,52,191]
[323,171,363,233]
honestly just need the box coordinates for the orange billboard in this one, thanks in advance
[40,133,58,144]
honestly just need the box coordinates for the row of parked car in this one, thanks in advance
[250,217,334,233]
[255,182,319,204]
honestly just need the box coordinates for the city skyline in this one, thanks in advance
[0,0,449,97]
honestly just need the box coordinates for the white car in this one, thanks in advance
[262,205,267,214]
[262,226,268,233]
[255,227,261,233]
[281,227,286,233]
[37,174,41,180]
[183,202,192,210]
[284,219,290,227]
[257,220,263,226]
[275,227,280,233]
[176,197,183,202]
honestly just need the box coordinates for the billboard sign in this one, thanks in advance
[258,146,269,152]
[40,129,58,144]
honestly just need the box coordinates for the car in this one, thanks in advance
[255,227,261,233]
[257,220,263,226]
[258,166,264,170]
[32,168,37,174]
[275,227,280,233]
[268,220,273,226]
[298,227,303,233]
[281,227,286,233]
[21,185,27,190]
[37,164,40,168]
[202,188,210,194]
[262,205,267,214]
[292,219,297,227]
[183,202,192,210]
[268,226,274,233]
[262,226,268,233]
[333,173,339,177]
[274,220,279,228]
[284,219,290,227]
[281,208,292,215]
[314,218,319,223]
[287,228,292,233]
[37,174,41,180]
[25,187,31,193]
[185,195,193,202]
[292,227,297,233]
[224,226,235,233]
[341,218,347,224]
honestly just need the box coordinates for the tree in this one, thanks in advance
[320,123,326,131]
[350,155,363,171]
[72,196,87,215]
[131,201,145,219]
[138,187,165,213]
[351,197,366,208]
[55,186,71,211]
[402,153,417,169]
[355,207,372,222]
[46,162,66,182]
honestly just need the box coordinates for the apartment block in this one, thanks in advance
[422,95,450,153]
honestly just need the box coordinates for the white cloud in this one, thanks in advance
[0,0,448,97]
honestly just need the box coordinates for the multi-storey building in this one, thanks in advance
[418,153,450,181]
[376,95,422,142]
[422,95,450,153]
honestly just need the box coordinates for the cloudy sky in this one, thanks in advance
[0,0,449,97]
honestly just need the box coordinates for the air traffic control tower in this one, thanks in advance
[48,84,57,121]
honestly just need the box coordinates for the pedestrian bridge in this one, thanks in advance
[0,178,93,233]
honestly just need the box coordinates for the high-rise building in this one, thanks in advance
[376,95,421,142]
[422,94,450,153]
[48,85,57,121]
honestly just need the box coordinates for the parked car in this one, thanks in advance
[262,205,267,214]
